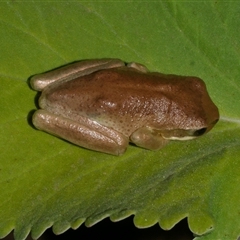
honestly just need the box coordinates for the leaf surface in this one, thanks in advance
[0,2,239,240]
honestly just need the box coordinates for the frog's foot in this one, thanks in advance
[127,62,149,73]
[30,58,125,91]
[32,109,129,155]
[130,127,169,150]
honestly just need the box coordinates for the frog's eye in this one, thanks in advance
[193,119,219,137]
[193,128,207,136]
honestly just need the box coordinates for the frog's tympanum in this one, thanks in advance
[30,59,219,155]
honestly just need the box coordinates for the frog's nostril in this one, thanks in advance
[193,128,207,136]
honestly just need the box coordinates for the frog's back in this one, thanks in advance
[40,67,213,137]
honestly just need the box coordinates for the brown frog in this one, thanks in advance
[30,59,219,155]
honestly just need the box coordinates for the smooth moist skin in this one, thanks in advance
[31,58,219,155]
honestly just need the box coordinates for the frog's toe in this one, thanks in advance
[127,62,148,73]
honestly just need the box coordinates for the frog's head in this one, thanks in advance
[157,76,219,141]
[159,121,218,141]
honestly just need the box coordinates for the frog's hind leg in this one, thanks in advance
[32,109,129,155]
[30,58,125,91]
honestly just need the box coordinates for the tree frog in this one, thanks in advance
[30,58,219,155]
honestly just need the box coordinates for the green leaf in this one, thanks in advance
[0,1,240,240]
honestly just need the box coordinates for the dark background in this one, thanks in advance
[5,217,193,240]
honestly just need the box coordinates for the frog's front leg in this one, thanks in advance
[33,110,129,155]
[30,58,125,91]
[130,127,169,150]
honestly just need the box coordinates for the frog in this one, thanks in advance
[30,58,219,155]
